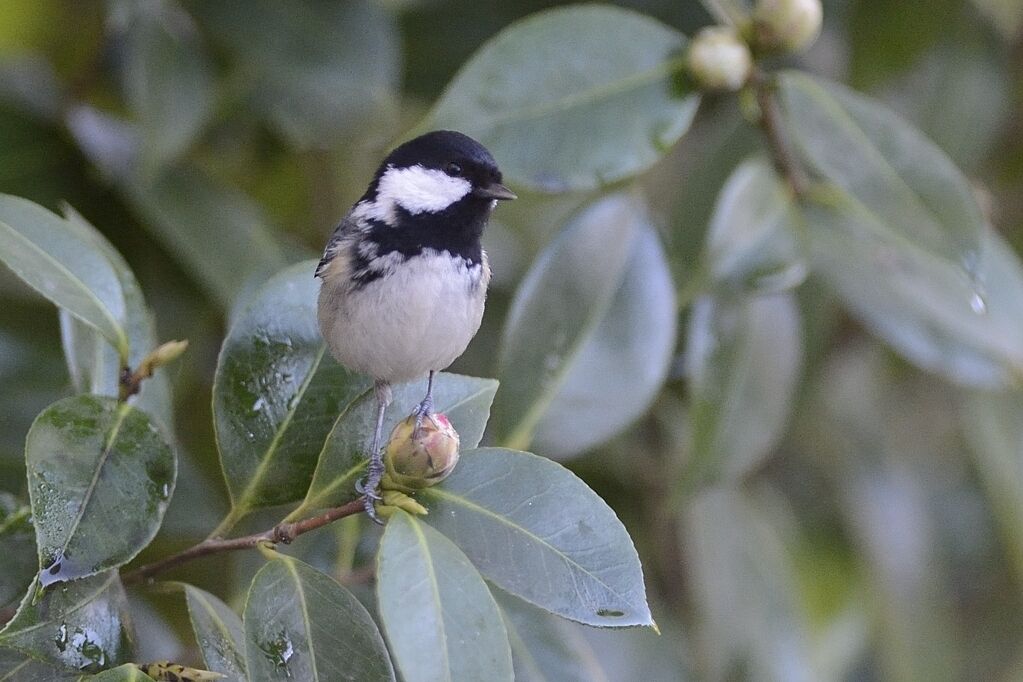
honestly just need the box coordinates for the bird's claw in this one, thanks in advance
[412,396,439,440]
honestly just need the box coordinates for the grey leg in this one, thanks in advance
[358,380,392,524]
[413,370,436,438]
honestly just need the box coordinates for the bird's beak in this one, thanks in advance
[473,182,517,201]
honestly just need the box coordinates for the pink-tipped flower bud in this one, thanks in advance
[686,27,753,92]
[384,413,460,489]
[753,0,823,54]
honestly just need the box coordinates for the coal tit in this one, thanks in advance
[315,130,515,521]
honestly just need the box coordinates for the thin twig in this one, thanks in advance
[122,498,365,585]
[750,66,809,197]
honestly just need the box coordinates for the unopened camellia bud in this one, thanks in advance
[753,0,823,54]
[383,412,460,490]
[686,26,753,92]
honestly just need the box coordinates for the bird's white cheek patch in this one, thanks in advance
[377,164,472,215]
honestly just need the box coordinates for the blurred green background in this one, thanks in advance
[2,0,1023,680]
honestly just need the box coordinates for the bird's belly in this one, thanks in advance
[318,252,487,383]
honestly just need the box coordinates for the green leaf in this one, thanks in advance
[0,498,35,611]
[58,206,172,429]
[970,0,1023,38]
[0,571,132,673]
[530,225,676,460]
[779,71,985,272]
[963,391,1023,580]
[377,510,513,682]
[683,487,818,681]
[686,293,802,482]
[491,193,643,450]
[83,664,156,681]
[183,585,247,682]
[213,261,367,522]
[123,165,291,309]
[803,189,1023,387]
[420,448,652,627]
[0,650,79,681]
[242,555,394,682]
[295,373,498,516]
[0,195,128,361]
[424,5,698,192]
[26,395,176,586]
[494,589,607,682]
[702,158,806,294]
[117,0,214,170]
[188,0,399,147]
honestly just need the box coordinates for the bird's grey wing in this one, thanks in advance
[315,214,359,279]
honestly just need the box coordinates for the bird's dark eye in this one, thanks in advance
[445,162,462,177]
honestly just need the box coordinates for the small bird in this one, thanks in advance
[315,130,515,522]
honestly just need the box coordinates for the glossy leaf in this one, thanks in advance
[295,373,497,516]
[189,0,399,147]
[530,226,676,459]
[684,487,818,681]
[0,650,79,681]
[0,497,35,611]
[494,589,607,682]
[425,5,698,192]
[779,71,985,271]
[118,0,214,169]
[377,510,513,682]
[0,572,132,673]
[26,395,176,586]
[803,189,1023,387]
[84,665,155,681]
[183,585,247,682]
[686,293,802,481]
[420,448,652,627]
[58,206,172,429]
[243,555,394,682]
[491,193,644,450]
[213,261,366,520]
[0,194,127,361]
[703,158,806,294]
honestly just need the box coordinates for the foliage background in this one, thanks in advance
[1,0,1023,680]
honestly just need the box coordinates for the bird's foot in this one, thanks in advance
[412,395,439,439]
[357,453,386,525]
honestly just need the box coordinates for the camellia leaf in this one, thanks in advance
[26,395,176,587]
[213,261,367,527]
[493,588,608,682]
[528,225,676,460]
[0,571,132,673]
[117,0,214,170]
[779,71,985,272]
[377,510,513,682]
[58,205,172,430]
[0,194,128,362]
[424,5,698,192]
[702,158,806,294]
[293,373,498,517]
[242,555,394,682]
[803,188,1023,388]
[189,0,399,147]
[491,193,643,450]
[0,650,80,681]
[420,448,652,627]
[686,293,802,482]
[84,664,156,681]
[183,584,247,682]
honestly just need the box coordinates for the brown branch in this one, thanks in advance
[122,498,365,585]
[750,66,809,198]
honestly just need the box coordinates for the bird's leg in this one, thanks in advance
[357,380,392,524]
[412,370,439,438]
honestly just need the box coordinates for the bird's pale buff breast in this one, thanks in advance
[317,249,490,383]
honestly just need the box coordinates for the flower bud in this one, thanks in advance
[753,0,823,54]
[383,413,460,489]
[686,27,753,91]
